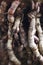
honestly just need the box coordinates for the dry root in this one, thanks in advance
[13,17,21,32]
[8,0,20,15]
[28,12,43,63]
[7,1,21,64]
[7,22,21,65]
[36,18,43,55]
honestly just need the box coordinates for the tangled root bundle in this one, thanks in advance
[0,0,43,65]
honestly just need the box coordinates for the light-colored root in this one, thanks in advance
[8,15,14,23]
[13,17,21,32]
[34,35,39,42]
[8,1,20,23]
[7,1,21,64]
[7,7,21,64]
[36,18,43,55]
[28,14,43,62]
[7,23,21,65]
[8,0,20,15]
[7,38,21,65]
[28,15,37,51]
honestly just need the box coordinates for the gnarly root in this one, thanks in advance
[36,18,43,55]
[7,1,21,64]
[0,0,43,65]
[28,12,43,63]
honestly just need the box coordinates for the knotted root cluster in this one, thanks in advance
[0,0,43,65]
